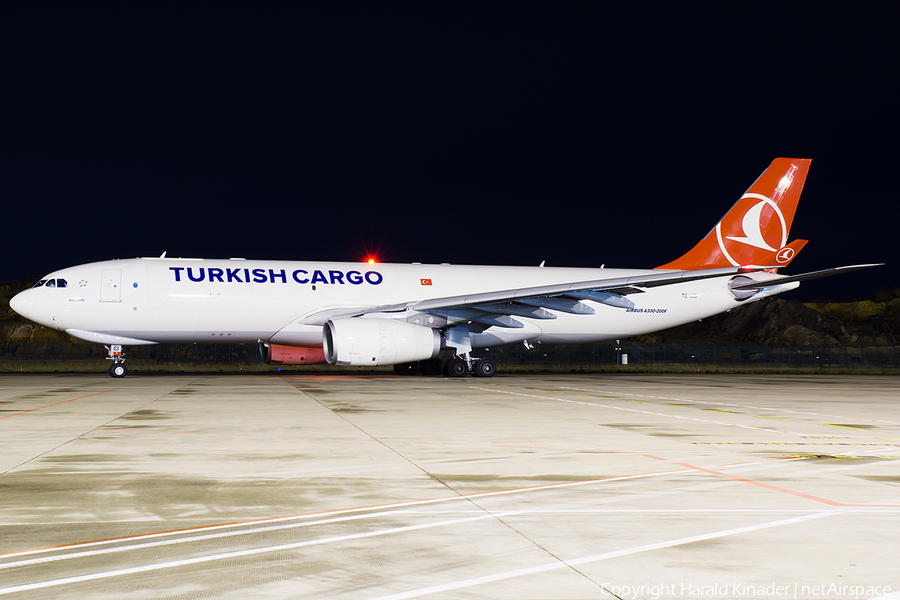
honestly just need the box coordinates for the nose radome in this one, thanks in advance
[9,291,32,319]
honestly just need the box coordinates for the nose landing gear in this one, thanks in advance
[109,362,128,378]
[105,345,128,378]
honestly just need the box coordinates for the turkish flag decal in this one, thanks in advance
[420,279,432,286]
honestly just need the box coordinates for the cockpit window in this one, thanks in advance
[31,278,68,288]
[31,278,66,288]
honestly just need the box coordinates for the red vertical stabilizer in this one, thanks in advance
[656,158,811,271]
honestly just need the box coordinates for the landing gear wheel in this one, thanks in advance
[109,363,127,378]
[446,358,468,378]
[393,362,419,376]
[474,359,496,378]
[420,358,443,376]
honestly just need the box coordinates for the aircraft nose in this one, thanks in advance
[9,290,31,319]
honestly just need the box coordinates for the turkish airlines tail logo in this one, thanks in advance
[716,193,788,265]
[725,197,784,252]
[656,158,811,271]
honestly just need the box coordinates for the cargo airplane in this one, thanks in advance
[10,158,878,378]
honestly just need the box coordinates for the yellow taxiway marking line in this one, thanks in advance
[696,442,897,446]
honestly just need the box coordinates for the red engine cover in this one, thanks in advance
[266,344,327,365]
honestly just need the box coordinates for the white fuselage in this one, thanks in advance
[10,257,787,349]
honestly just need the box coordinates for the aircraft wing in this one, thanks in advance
[299,266,761,327]
[411,266,749,312]
[299,263,882,329]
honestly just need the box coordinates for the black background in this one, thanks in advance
[3,3,896,299]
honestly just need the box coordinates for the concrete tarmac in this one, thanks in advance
[0,373,898,599]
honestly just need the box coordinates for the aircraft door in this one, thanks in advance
[100,269,122,302]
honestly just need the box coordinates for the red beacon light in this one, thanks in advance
[358,246,382,264]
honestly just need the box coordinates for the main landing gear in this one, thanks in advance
[443,355,496,378]
[392,355,496,378]
[105,344,128,378]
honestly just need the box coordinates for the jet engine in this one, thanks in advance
[261,343,327,365]
[323,318,440,366]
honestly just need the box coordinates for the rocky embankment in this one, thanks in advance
[3,278,899,347]
[637,297,900,347]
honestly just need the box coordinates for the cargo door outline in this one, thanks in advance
[100,269,122,302]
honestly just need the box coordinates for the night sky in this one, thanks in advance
[3,3,897,300]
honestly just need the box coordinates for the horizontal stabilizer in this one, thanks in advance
[730,264,884,290]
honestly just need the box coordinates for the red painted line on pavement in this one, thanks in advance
[674,462,844,506]
[0,389,120,421]
[643,454,668,461]
[494,445,550,449]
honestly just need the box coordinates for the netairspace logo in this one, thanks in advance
[600,582,892,600]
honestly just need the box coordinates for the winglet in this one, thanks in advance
[656,158,811,271]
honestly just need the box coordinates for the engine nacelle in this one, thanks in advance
[323,318,440,366]
[262,343,327,365]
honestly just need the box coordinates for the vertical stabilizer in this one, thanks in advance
[656,158,811,271]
